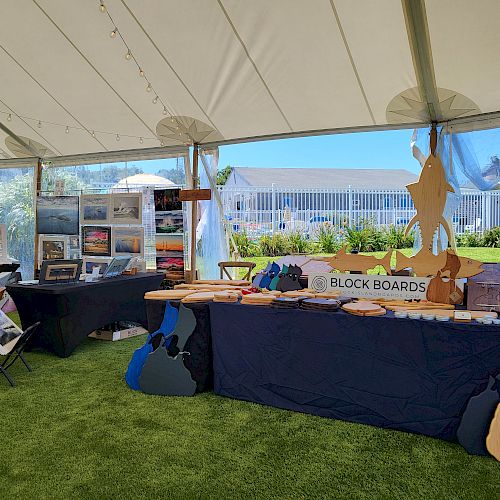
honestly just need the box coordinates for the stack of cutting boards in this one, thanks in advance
[213,291,239,303]
[144,289,197,301]
[342,301,386,316]
[240,293,275,306]
[300,298,341,312]
[271,297,301,309]
[181,292,215,303]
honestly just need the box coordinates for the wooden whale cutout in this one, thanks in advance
[139,304,197,396]
[457,375,500,456]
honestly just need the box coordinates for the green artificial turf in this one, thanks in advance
[1,323,499,499]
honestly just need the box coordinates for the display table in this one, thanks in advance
[210,303,500,441]
[7,272,164,357]
[145,299,212,392]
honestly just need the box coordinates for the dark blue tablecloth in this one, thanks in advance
[210,303,500,441]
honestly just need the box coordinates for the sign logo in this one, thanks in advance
[309,273,432,300]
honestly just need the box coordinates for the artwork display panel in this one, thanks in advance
[154,188,181,212]
[37,196,79,235]
[112,227,144,257]
[81,195,111,224]
[82,226,111,256]
[110,193,142,225]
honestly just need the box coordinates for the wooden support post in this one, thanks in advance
[189,145,199,282]
[33,158,43,271]
[430,123,437,156]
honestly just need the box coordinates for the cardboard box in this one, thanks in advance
[467,263,500,312]
[89,325,148,342]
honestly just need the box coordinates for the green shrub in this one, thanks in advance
[346,223,387,252]
[481,226,500,248]
[314,222,342,253]
[232,230,258,258]
[385,225,414,249]
[259,233,290,257]
[286,230,311,254]
[456,231,483,247]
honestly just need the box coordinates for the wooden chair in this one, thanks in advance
[218,261,256,281]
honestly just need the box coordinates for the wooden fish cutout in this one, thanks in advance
[317,247,392,274]
[404,154,454,251]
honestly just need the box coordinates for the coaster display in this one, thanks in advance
[300,298,340,312]
[342,301,386,316]
[389,308,497,320]
[181,292,215,303]
[240,293,275,306]
[271,297,301,309]
[144,289,195,301]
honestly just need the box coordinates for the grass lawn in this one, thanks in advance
[1,312,499,499]
[244,247,500,274]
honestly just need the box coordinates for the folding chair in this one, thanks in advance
[0,321,40,387]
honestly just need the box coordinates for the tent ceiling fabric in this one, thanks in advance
[1,0,499,161]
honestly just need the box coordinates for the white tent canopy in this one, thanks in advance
[1,0,500,163]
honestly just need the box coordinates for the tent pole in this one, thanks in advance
[189,144,199,282]
[33,158,43,272]
[430,123,437,155]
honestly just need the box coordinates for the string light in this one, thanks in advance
[37,120,42,128]
[99,1,106,13]
[116,134,120,141]
[139,137,144,144]
[65,126,69,134]
[160,140,165,146]
[139,68,145,77]
[146,83,152,92]
[125,50,132,60]
[7,113,12,121]
[163,106,168,115]
[110,28,117,38]
[152,95,158,104]
[91,130,96,137]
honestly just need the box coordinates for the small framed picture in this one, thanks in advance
[82,226,111,256]
[39,259,83,285]
[82,257,113,275]
[112,227,144,257]
[80,194,111,224]
[110,193,142,225]
[38,235,69,267]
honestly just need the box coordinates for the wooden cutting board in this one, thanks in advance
[144,289,195,300]
[342,302,385,316]
[181,292,215,303]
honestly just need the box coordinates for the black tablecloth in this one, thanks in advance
[210,303,500,441]
[145,300,212,392]
[7,273,164,357]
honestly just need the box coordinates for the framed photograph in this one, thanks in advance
[0,310,22,354]
[68,235,80,249]
[37,196,79,235]
[83,257,113,275]
[103,257,132,278]
[39,259,82,285]
[110,193,142,225]
[0,223,7,260]
[112,227,144,256]
[38,235,69,267]
[154,188,181,212]
[80,194,111,224]
[156,253,184,280]
[155,233,183,253]
[82,226,111,256]
[155,210,184,234]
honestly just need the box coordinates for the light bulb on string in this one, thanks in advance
[116,134,120,141]
[146,83,152,92]
[152,95,158,104]
[160,140,165,146]
[110,28,117,38]
[139,68,145,77]
[65,126,69,134]
[139,137,144,144]
[125,50,132,60]
[170,117,175,123]
[163,106,168,115]
[99,1,106,13]
[7,114,12,121]
[91,130,96,138]
[37,120,42,128]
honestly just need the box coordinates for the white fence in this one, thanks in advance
[217,186,500,238]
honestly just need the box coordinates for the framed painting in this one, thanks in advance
[154,188,182,212]
[112,227,144,256]
[80,194,111,224]
[37,196,79,235]
[81,226,111,256]
[110,193,142,225]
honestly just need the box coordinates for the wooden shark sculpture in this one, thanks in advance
[395,249,483,278]
[404,154,454,251]
[316,247,392,274]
